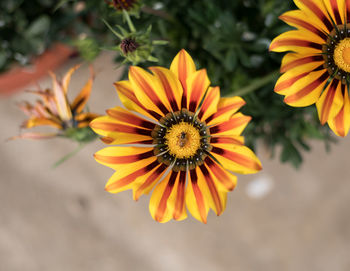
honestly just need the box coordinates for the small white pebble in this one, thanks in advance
[245,175,274,199]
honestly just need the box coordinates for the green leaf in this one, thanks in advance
[26,15,50,37]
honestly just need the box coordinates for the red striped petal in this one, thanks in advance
[133,163,168,200]
[106,106,155,130]
[199,164,223,215]
[105,160,159,192]
[279,11,327,40]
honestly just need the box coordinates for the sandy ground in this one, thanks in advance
[1,52,350,271]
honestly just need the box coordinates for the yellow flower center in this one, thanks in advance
[333,38,350,73]
[164,122,201,159]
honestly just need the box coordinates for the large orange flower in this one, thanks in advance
[270,0,350,137]
[90,49,262,223]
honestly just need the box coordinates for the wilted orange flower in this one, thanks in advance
[90,50,262,223]
[13,65,99,141]
[270,0,350,137]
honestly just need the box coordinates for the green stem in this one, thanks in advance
[123,10,136,33]
[233,70,279,96]
[102,19,123,40]
[52,143,87,169]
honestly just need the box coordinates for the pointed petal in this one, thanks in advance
[50,71,72,121]
[133,163,168,200]
[199,163,227,216]
[186,69,210,112]
[104,158,159,193]
[275,61,324,95]
[328,86,350,137]
[129,66,171,116]
[186,168,209,223]
[71,68,94,114]
[211,144,262,174]
[205,96,246,126]
[279,10,328,40]
[23,117,63,129]
[294,0,333,32]
[62,64,81,94]
[149,67,183,112]
[106,106,155,130]
[198,86,220,122]
[9,132,57,140]
[94,146,155,169]
[269,30,323,53]
[114,80,162,121]
[280,53,324,73]
[323,0,345,25]
[149,171,187,223]
[210,135,245,145]
[316,79,343,124]
[90,115,152,137]
[209,112,251,136]
[204,157,237,192]
[283,70,329,106]
[170,49,196,108]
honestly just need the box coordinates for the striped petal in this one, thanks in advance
[323,0,346,25]
[114,80,162,121]
[198,163,227,216]
[23,117,62,129]
[270,30,324,54]
[106,106,155,130]
[279,10,328,40]
[129,66,171,116]
[170,49,197,108]
[328,87,350,137]
[205,96,246,126]
[280,53,324,73]
[210,144,262,174]
[90,116,153,144]
[94,146,155,169]
[149,170,188,223]
[186,69,210,112]
[283,69,329,106]
[104,157,159,193]
[316,79,343,124]
[133,163,168,200]
[210,135,244,145]
[62,64,81,94]
[294,0,333,32]
[198,86,220,122]
[186,168,209,223]
[149,67,183,112]
[275,61,324,95]
[204,157,237,192]
[209,112,251,136]
[71,68,94,114]
[50,72,72,121]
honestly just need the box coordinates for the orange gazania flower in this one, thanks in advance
[90,49,262,223]
[14,65,99,140]
[270,0,350,137]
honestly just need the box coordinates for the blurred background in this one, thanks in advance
[1,52,350,271]
[2,0,350,270]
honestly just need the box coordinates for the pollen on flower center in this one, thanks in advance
[152,109,212,171]
[165,122,201,159]
[333,38,350,73]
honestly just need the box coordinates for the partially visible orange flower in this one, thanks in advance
[270,0,350,137]
[12,65,99,142]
